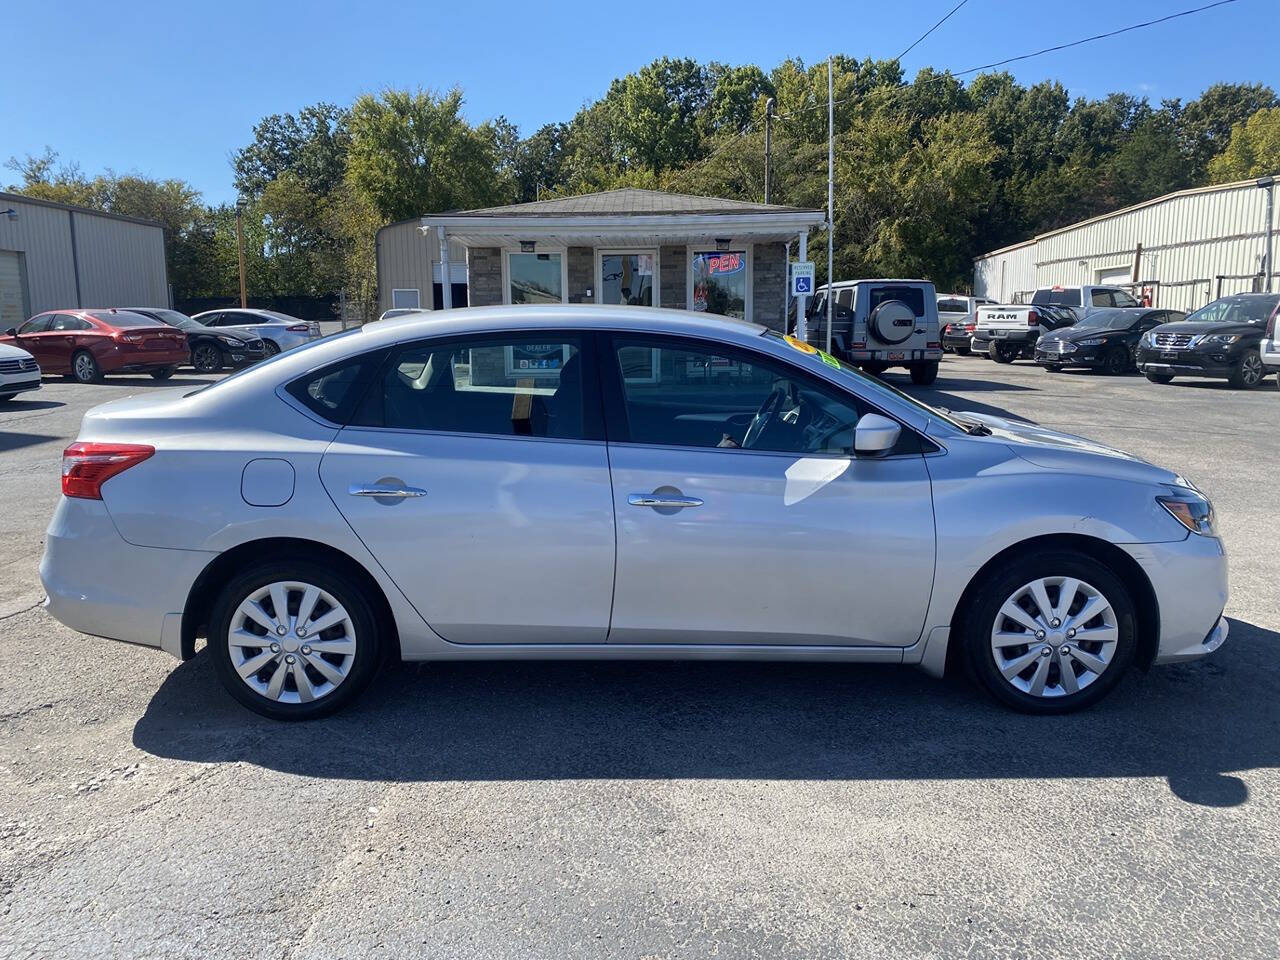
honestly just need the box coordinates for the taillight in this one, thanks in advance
[287,324,309,332]
[964,323,975,333]
[1027,310,1039,326]
[1266,306,1278,339]
[62,442,155,499]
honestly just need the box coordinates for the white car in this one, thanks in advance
[0,341,41,402]
[41,306,1228,720]
[1261,299,1280,390]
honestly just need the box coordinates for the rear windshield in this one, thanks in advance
[937,298,969,313]
[1184,295,1280,325]
[89,311,165,327]
[143,309,193,327]
[1032,288,1082,307]
[870,286,926,316]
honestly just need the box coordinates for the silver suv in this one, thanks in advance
[806,280,942,384]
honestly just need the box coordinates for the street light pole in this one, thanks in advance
[235,201,248,309]
[826,56,835,355]
[764,97,775,205]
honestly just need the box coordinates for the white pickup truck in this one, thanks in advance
[973,285,1141,363]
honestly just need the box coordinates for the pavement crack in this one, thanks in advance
[0,600,43,623]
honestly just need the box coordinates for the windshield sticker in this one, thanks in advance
[784,335,817,354]
[819,351,841,368]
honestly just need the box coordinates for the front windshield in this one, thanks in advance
[763,331,970,432]
[1074,310,1138,331]
[1183,295,1279,325]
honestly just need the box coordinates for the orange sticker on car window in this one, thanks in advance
[784,335,817,354]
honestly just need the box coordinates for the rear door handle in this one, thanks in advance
[349,483,427,499]
[628,493,703,509]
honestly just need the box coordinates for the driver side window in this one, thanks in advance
[610,337,867,455]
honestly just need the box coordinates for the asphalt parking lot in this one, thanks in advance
[2,356,1278,959]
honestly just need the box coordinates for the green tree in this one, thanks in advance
[1180,83,1278,174]
[1207,107,1280,181]
[232,103,351,200]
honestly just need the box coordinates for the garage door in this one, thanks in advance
[0,251,28,330]
[1096,265,1132,286]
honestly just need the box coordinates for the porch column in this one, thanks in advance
[439,227,452,310]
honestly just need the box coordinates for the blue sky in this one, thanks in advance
[1,0,1271,205]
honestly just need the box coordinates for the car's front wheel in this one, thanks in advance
[963,551,1137,714]
[209,560,382,720]
[191,343,224,373]
[1144,371,1174,384]
[150,367,176,381]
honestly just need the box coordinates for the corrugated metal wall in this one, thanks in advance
[0,194,168,315]
[973,179,1279,311]
[974,241,1037,303]
[376,221,468,311]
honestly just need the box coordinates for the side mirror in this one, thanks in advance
[854,413,901,456]
[4,327,16,337]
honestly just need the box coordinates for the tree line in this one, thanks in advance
[7,57,1278,317]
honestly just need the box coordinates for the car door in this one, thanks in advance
[11,314,57,368]
[601,333,936,647]
[316,332,616,644]
[46,313,94,371]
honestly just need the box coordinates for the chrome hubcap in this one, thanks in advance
[1242,356,1261,384]
[227,581,356,704]
[195,346,219,369]
[990,576,1118,698]
[75,355,94,379]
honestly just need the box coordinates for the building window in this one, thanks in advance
[690,250,748,320]
[599,252,656,306]
[392,288,421,310]
[507,252,564,305]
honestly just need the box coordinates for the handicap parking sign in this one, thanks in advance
[790,261,816,297]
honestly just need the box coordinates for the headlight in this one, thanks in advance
[1203,334,1240,344]
[1141,332,1155,346]
[1077,338,1106,346]
[1157,489,1216,536]
[217,335,246,347]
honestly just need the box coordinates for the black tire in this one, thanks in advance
[262,340,281,357]
[208,559,383,721]
[1102,346,1130,375]
[955,346,971,356]
[862,362,888,376]
[909,361,939,385]
[150,367,176,381]
[991,341,1016,364]
[0,394,14,403]
[1227,353,1264,389]
[70,350,102,384]
[1144,371,1174,384]
[962,550,1138,714]
[191,342,225,373]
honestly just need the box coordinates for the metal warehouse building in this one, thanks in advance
[376,219,470,313]
[0,192,169,330]
[974,176,1278,311]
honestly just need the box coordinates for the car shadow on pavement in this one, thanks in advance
[133,618,1278,807]
[911,387,1035,424]
[0,431,62,453]
[0,398,64,412]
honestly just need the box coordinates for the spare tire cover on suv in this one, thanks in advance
[869,299,917,345]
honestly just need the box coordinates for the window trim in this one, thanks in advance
[347,329,605,443]
[501,245,569,306]
[597,331,927,459]
[391,288,421,310]
[595,248,660,308]
[686,245,752,323]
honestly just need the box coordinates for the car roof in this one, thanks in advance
[821,279,932,288]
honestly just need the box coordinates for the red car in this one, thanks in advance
[1,309,189,383]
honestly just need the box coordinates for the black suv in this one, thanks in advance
[1036,308,1183,374]
[1135,293,1280,389]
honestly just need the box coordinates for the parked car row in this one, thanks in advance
[0,307,322,385]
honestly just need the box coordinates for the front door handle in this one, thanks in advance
[349,483,427,499]
[628,493,703,509]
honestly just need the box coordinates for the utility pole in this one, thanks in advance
[826,56,835,355]
[235,200,248,309]
[764,97,775,205]
[1260,176,1276,292]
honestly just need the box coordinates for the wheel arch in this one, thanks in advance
[181,537,401,662]
[945,533,1160,676]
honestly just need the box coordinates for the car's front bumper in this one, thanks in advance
[1135,346,1243,379]
[1118,532,1229,665]
[40,497,215,659]
[1035,345,1106,368]
[0,373,41,395]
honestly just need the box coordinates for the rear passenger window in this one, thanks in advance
[352,335,593,440]
[836,289,853,308]
[286,352,387,424]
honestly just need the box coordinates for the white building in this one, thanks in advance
[0,192,169,330]
[973,176,1278,311]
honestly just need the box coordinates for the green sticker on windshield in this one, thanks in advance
[819,351,841,368]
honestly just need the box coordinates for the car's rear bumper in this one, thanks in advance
[40,497,215,659]
[1260,338,1280,371]
[102,347,191,373]
[1118,533,1229,665]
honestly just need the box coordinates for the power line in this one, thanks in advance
[952,0,1239,76]
[777,0,1241,121]
[897,0,969,62]
[665,122,758,188]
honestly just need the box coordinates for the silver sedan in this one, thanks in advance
[41,307,1228,719]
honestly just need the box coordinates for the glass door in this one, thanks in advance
[599,252,656,307]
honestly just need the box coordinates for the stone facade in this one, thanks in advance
[752,242,787,332]
[659,245,686,310]
[467,247,503,306]
[567,247,593,303]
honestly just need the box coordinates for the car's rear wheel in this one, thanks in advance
[963,551,1137,714]
[1228,353,1264,389]
[150,367,176,381]
[1144,371,1174,384]
[262,340,281,357]
[70,350,102,384]
[991,341,1017,363]
[192,343,224,373]
[955,346,970,356]
[209,560,382,720]
[909,361,939,385]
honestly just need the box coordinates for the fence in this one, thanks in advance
[174,294,341,323]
